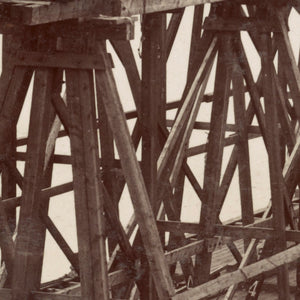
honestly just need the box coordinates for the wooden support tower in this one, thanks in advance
[0,0,299,299]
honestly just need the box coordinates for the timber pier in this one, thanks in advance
[0,0,299,299]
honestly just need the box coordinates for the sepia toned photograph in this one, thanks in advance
[0,0,299,299]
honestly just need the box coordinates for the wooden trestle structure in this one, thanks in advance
[0,0,300,299]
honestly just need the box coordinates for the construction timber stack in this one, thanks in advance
[0,0,299,299]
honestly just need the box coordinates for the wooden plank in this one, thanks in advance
[6,0,115,25]
[156,126,198,283]
[165,240,205,265]
[182,160,205,200]
[158,119,206,201]
[0,36,18,240]
[172,243,300,300]
[52,268,132,295]
[0,202,14,285]
[95,44,119,255]
[121,0,221,16]
[232,49,254,247]
[11,68,54,299]
[0,0,216,26]
[98,45,142,268]
[1,132,17,239]
[168,169,186,277]
[156,176,195,283]
[102,185,135,261]
[33,292,81,300]
[0,35,23,109]
[203,17,280,32]
[95,53,175,298]
[35,72,57,284]
[157,37,217,179]
[187,5,204,83]
[141,12,166,209]
[170,62,211,186]
[39,212,79,273]
[166,8,184,57]
[100,44,143,256]
[234,40,268,146]
[166,120,261,134]
[273,65,296,153]
[4,71,59,286]
[29,16,136,39]
[194,34,232,285]
[4,159,24,189]
[260,30,290,298]
[51,92,70,134]
[2,181,73,210]
[283,135,300,193]
[0,288,82,299]
[16,152,73,164]
[216,225,300,242]
[184,28,215,102]
[0,67,33,159]
[14,51,109,70]
[186,132,261,156]
[138,13,167,298]
[156,217,274,234]
[66,68,109,300]
[93,22,135,41]
[110,40,141,114]
[277,39,295,154]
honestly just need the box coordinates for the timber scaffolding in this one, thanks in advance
[0,0,300,299]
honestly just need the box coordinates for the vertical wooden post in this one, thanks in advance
[195,33,232,285]
[66,68,109,300]
[139,13,167,298]
[260,29,290,299]
[35,69,62,283]
[1,138,16,234]
[188,5,204,84]
[97,66,119,255]
[232,42,254,249]
[0,36,19,233]
[141,12,166,210]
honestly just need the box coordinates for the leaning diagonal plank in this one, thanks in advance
[169,61,211,186]
[95,53,175,298]
[157,37,217,179]
[0,66,32,286]
[11,68,54,300]
[172,243,300,300]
